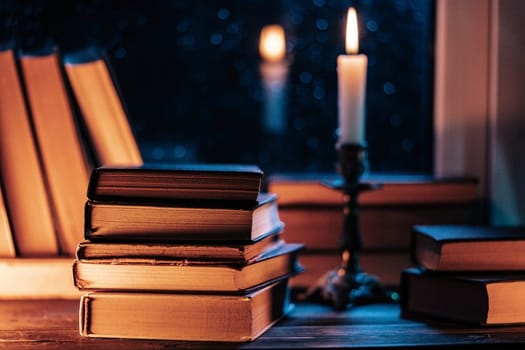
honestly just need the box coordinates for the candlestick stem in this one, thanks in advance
[305,143,399,310]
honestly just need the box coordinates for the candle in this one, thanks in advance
[259,25,288,134]
[337,7,367,146]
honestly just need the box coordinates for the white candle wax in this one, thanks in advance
[337,53,367,145]
[337,7,367,146]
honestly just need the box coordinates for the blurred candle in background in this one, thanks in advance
[259,25,288,135]
[337,7,367,146]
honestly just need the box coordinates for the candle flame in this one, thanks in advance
[345,7,359,54]
[259,25,286,62]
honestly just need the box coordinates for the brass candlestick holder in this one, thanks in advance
[306,143,398,310]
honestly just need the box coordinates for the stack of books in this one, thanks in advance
[401,224,525,326]
[73,164,304,342]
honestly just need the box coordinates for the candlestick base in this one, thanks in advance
[305,262,400,310]
[304,143,399,310]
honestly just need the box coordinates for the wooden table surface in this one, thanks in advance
[2,299,525,349]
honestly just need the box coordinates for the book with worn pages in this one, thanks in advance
[411,225,525,271]
[76,233,284,263]
[84,192,284,242]
[87,163,264,203]
[73,242,304,292]
[401,267,525,326]
[79,277,293,342]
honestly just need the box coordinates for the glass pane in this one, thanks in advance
[3,0,435,175]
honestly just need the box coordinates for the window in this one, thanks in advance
[3,0,436,175]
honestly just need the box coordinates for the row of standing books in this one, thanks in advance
[74,164,304,342]
[0,46,142,257]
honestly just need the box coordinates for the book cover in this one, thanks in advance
[73,242,304,293]
[0,48,58,256]
[75,233,284,263]
[401,267,525,326]
[19,48,92,256]
[84,192,284,242]
[0,184,15,257]
[63,47,143,166]
[79,277,293,342]
[87,163,264,203]
[411,225,525,271]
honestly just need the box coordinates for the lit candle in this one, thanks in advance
[259,25,288,134]
[337,7,367,146]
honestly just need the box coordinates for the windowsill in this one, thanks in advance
[267,172,480,207]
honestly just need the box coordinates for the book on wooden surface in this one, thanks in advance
[400,267,525,326]
[76,233,284,263]
[73,242,304,293]
[85,192,284,242]
[88,163,264,203]
[0,48,58,256]
[19,48,92,256]
[0,184,15,257]
[63,47,143,166]
[0,258,81,299]
[79,276,293,342]
[411,225,525,271]
[268,173,478,206]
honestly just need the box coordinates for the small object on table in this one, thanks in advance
[305,143,399,310]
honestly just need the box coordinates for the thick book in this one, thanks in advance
[75,233,284,263]
[411,225,525,271]
[79,277,293,342]
[0,48,58,256]
[84,192,284,242]
[401,267,525,326]
[19,49,92,256]
[87,163,264,203]
[63,47,143,166]
[73,242,304,293]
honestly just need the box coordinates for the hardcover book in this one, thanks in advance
[19,48,92,256]
[87,163,264,203]
[84,192,284,242]
[73,242,304,293]
[411,225,525,271]
[0,48,58,256]
[75,233,284,263]
[79,277,293,342]
[401,267,525,326]
[63,48,143,166]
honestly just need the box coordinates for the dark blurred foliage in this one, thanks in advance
[0,0,435,175]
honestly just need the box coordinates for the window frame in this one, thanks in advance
[435,0,525,224]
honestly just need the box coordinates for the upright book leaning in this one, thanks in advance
[0,48,58,256]
[19,48,92,256]
[63,48,142,166]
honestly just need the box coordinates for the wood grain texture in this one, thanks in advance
[1,300,525,349]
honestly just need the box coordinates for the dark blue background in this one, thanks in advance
[1,0,435,175]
